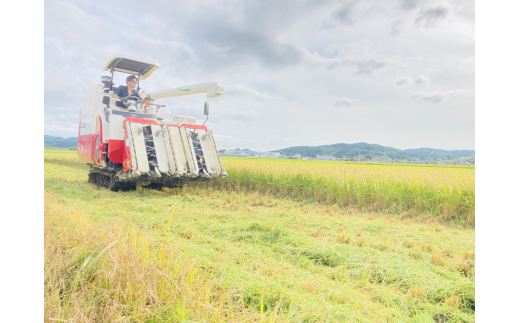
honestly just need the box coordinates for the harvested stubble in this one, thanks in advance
[201,158,475,224]
[45,151,475,322]
[45,195,261,322]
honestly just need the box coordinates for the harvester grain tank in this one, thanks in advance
[77,54,227,190]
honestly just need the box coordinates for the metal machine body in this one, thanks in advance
[78,54,227,191]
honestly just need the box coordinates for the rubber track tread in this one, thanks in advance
[88,167,136,191]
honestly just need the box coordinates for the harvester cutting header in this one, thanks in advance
[78,54,227,191]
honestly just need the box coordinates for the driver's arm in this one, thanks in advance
[112,86,122,99]
[136,92,146,104]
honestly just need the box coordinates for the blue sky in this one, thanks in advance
[44,0,475,150]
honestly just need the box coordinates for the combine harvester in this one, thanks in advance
[78,55,227,190]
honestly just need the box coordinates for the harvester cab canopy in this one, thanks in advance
[103,54,160,80]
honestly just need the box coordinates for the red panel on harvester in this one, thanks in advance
[78,134,96,164]
[123,117,160,128]
[108,140,125,163]
[175,124,207,130]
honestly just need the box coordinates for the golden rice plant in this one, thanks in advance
[199,158,474,223]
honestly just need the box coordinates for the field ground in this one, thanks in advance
[44,151,475,322]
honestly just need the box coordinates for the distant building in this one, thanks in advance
[220,150,234,156]
[293,154,302,159]
[259,152,283,158]
[220,150,251,157]
[316,154,334,161]
[234,152,251,157]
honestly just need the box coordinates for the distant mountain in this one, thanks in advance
[402,148,474,160]
[44,135,78,141]
[273,143,474,161]
[44,135,78,149]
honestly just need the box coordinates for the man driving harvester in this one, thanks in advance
[112,74,149,107]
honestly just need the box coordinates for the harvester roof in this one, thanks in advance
[103,54,160,80]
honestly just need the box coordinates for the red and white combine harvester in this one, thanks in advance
[78,55,227,190]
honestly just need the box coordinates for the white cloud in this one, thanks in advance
[321,2,358,29]
[227,84,283,101]
[305,41,388,76]
[210,108,258,123]
[414,74,431,86]
[414,3,451,29]
[395,76,412,85]
[334,97,359,107]
[213,134,257,144]
[212,134,234,141]
[395,74,430,86]
[411,89,462,103]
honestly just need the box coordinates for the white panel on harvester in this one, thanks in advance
[150,124,169,174]
[179,127,199,176]
[161,126,179,175]
[125,121,138,173]
[166,127,188,175]
[198,129,223,175]
[129,122,150,173]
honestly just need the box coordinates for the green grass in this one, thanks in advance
[44,151,475,322]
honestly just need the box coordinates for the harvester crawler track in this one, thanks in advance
[88,167,136,191]
[88,166,187,191]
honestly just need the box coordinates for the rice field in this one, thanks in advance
[201,158,475,225]
[44,151,475,322]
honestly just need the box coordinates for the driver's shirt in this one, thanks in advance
[113,85,142,107]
